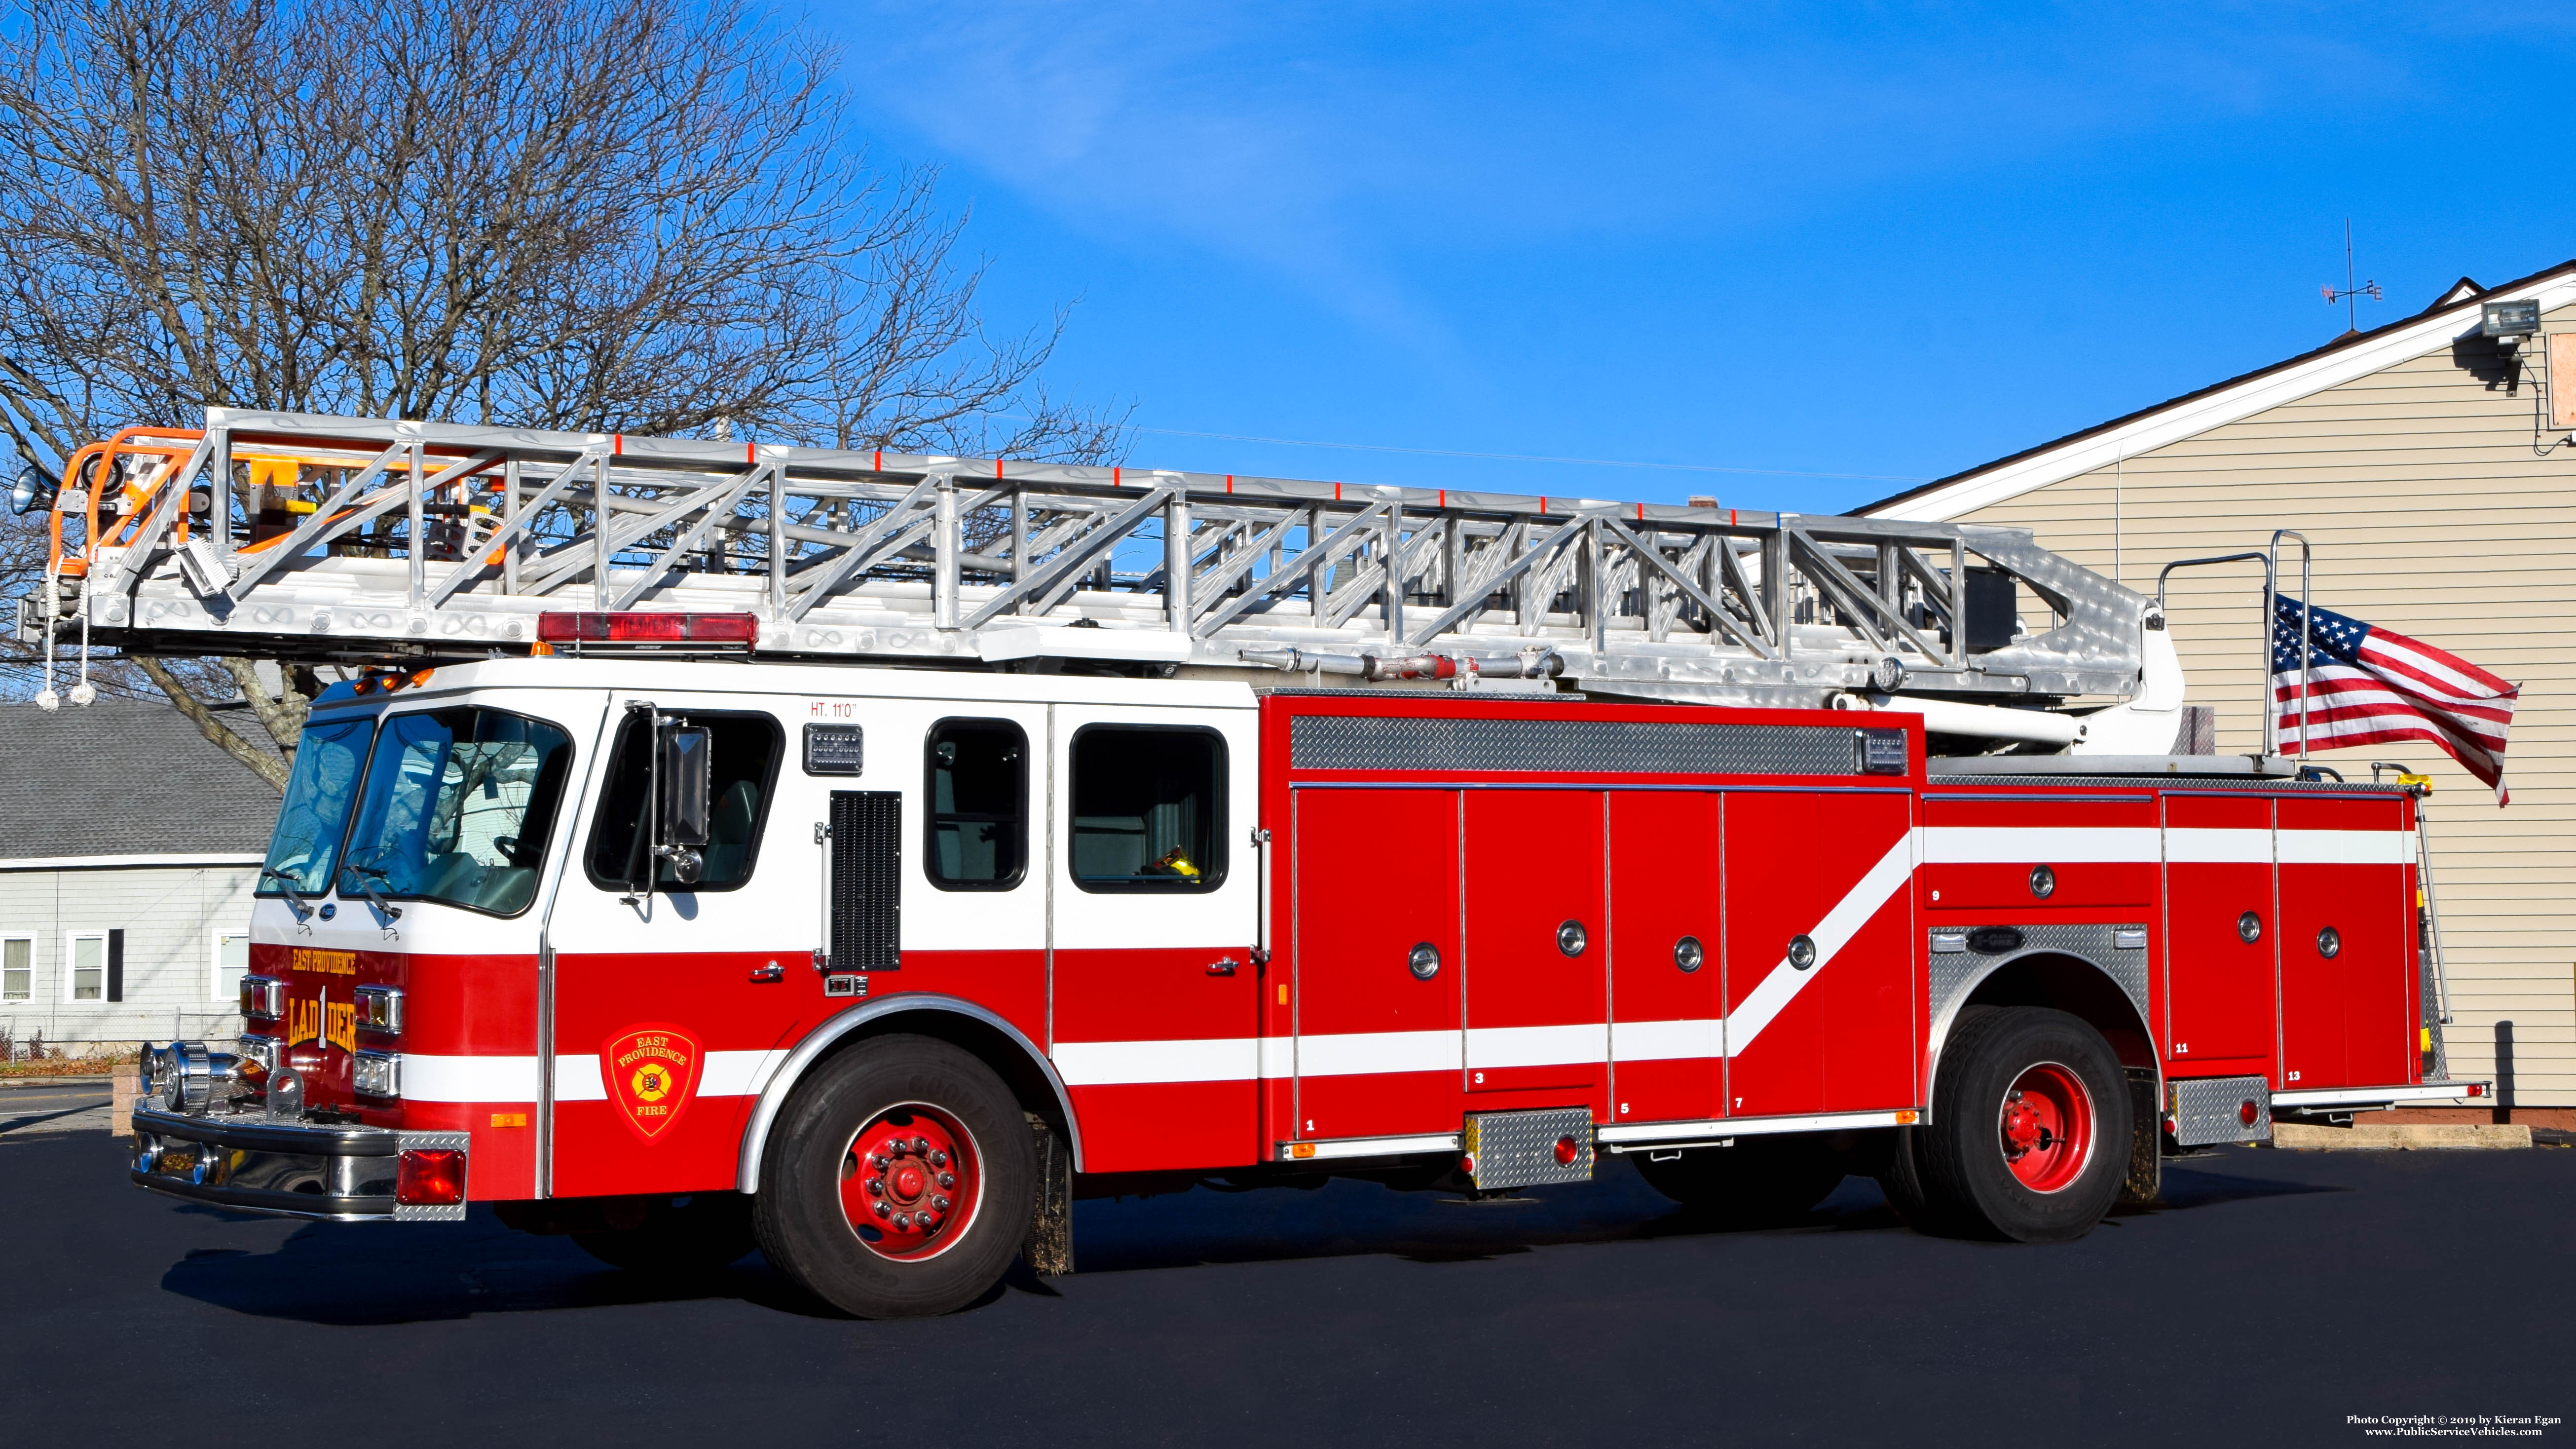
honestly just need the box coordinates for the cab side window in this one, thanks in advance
[1070,725,1225,893]
[585,711,784,891]
[925,719,1028,891]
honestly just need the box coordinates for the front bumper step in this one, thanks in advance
[128,1107,466,1220]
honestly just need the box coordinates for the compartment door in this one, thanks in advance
[1722,790,1918,1119]
[1461,790,1607,1112]
[1289,787,1463,1143]
[1607,791,1724,1126]
[2162,795,2277,1080]
[2277,795,2416,1089]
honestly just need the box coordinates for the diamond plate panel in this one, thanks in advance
[2168,1074,2271,1147]
[1926,922,2150,1038]
[390,1130,469,1222]
[1461,1107,1594,1191]
[1290,716,1863,776]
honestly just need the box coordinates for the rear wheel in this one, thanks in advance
[753,1035,1035,1318]
[1907,1006,2129,1242]
[1633,1135,1848,1226]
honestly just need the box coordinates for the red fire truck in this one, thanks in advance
[22,412,2476,1317]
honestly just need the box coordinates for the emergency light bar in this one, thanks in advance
[535,611,759,653]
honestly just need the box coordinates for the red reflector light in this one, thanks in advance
[2466,1083,2486,1097]
[396,1148,467,1206]
[2238,1101,2259,1126]
[534,611,758,648]
[1554,1136,1580,1166]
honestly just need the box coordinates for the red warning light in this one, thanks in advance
[534,611,757,651]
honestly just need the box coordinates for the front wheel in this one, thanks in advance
[1908,1006,2130,1242]
[753,1034,1036,1318]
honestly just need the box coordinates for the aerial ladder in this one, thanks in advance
[14,408,2180,751]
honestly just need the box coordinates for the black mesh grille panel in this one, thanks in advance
[829,790,902,971]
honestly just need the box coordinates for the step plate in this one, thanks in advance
[1461,1107,1595,1191]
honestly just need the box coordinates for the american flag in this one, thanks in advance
[2273,596,2519,804]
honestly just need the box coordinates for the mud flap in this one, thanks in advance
[2121,1068,2160,1207]
[1022,1114,1073,1276]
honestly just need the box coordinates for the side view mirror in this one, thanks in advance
[657,724,711,885]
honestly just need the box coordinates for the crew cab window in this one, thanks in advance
[1070,725,1225,893]
[335,708,574,917]
[926,719,1028,890]
[585,711,784,892]
[259,714,374,897]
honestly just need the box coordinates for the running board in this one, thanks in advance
[2272,1082,2489,1109]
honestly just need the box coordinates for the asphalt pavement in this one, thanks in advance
[0,1078,110,1138]
[1,1127,2567,1447]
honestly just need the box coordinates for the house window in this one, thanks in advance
[214,931,250,1002]
[2,936,30,1001]
[1069,725,1227,893]
[67,932,105,1001]
[924,719,1028,891]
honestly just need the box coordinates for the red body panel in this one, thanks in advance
[2163,795,2279,1080]
[2277,795,2416,1091]
[1605,791,1724,1125]
[1055,946,1258,1172]
[1461,789,1605,1104]
[1289,786,1463,1142]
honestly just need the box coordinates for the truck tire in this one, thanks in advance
[571,1192,757,1272]
[1633,1135,1848,1226]
[753,1034,1036,1318]
[1911,1005,2129,1243]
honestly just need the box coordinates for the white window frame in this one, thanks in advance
[212,928,252,1002]
[1,933,32,1002]
[64,930,107,1003]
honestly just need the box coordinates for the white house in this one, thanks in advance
[2,700,276,1056]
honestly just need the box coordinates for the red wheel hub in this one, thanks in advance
[1996,1062,2094,1194]
[838,1104,980,1260]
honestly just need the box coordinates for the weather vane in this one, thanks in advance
[2321,217,2383,334]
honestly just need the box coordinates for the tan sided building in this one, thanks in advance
[1863,260,2576,1114]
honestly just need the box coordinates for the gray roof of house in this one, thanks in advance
[1,701,283,859]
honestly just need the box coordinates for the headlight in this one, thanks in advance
[239,975,284,1021]
[353,1051,402,1100]
[354,985,404,1032]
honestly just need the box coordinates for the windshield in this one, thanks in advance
[337,707,574,916]
[259,715,374,896]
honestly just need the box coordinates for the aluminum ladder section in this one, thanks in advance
[27,408,2147,706]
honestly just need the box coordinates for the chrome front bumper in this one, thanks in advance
[128,1107,466,1221]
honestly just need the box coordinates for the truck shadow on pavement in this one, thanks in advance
[157,1151,2343,1324]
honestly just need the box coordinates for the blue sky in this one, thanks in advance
[821,3,2576,514]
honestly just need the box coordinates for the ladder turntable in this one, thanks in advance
[21,409,2150,709]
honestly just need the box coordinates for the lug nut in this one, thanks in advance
[865,1179,883,1197]
[932,1195,951,1212]
[930,1150,948,1168]
[872,1200,890,1218]
[937,1172,956,1190]
[913,1137,931,1154]
[893,1212,912,1229]
[870,1153,889,1170]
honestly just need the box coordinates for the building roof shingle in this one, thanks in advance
[1,701,283,859]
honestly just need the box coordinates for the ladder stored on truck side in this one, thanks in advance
[19,410,2156,723]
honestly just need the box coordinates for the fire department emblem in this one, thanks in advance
[601,1024,702,1143]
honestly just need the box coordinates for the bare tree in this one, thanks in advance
[0,0,1125,785]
